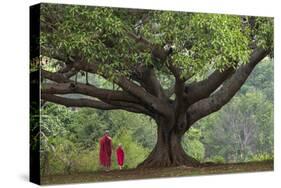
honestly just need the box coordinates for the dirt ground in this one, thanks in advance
[41,160,273,185]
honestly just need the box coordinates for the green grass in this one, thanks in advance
[41,160,273,185]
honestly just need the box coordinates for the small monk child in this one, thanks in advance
[116,143,125,169]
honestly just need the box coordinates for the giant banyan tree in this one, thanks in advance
[38,4,273,168]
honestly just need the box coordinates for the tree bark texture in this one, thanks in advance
[137,117,199,168]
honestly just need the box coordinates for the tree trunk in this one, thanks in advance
[137,117,200,168]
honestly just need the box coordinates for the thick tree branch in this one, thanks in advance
[174,78,185,110]
[42,57,170,116]
[174,77,189,131]
[166,61,181,80]
[71,61,172,116]
[42,82,140,104]
[41,94,117,110]
[131,64,166,99]
[187,48,270,125]
[41,69,155,113]
[41,94,150,115]
[106,100,153,116]
[117,76,172,116]
[41,70,70,83]
[184,68,234,106]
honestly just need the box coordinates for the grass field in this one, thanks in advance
[41,160,273,185]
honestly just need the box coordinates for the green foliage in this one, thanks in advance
[41,4,137,78]
[132,125,156,149]
[182,128,205,161]
[195,59,273,162]
[255,17,274,51]
[73,145,103,173]
[40,4,273,80]
[70,108,110,148]
[241,58,273,101]
[206,155,225,164]
[198,91,273,162]
[174,13,251,77]
[40,103,155,175]
[247,153,273,162]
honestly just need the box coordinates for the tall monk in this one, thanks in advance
[99,130,112,170]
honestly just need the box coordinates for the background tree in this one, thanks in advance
[39,4,273,168]
[198,58,273,162]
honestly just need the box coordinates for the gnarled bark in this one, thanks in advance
[137,117,199,168]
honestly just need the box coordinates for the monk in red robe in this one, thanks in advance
[116,143,125,169]
[99,131,112,170]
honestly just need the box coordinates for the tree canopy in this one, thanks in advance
[40,4,273,77]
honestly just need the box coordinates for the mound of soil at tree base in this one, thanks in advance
[41,160,273,185]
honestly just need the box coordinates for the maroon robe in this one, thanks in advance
[116,146,125,166]
[99,135,112,167]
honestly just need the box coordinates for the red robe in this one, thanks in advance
[116,146,125,166]
[99,135,112,167]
